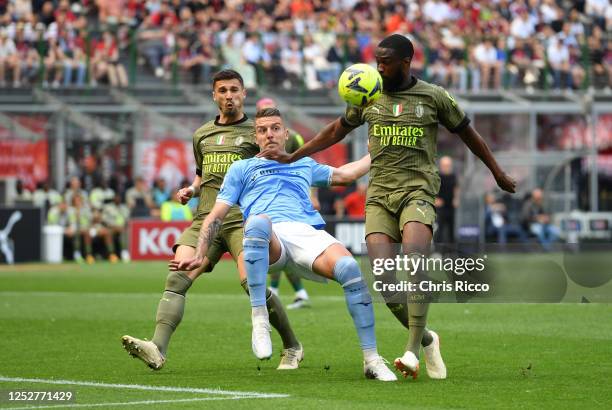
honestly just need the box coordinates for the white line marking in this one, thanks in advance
[0,376,289,399]
[5,396,247,410]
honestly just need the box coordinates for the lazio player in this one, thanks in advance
[260,34,516,379]
[173,107,397,381]
[122,70,301,371]
[256,97,311,309]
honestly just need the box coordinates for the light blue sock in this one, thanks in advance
[243,215,271,307]
[333,256,376,350]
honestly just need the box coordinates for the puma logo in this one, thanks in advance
[416,208,426,217]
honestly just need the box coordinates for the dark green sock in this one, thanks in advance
[285,270,304,292]
[152,291,185,356]
[152,271,192,355]
[406,301,430,356]
[241,279,299,349]
[270,270,281,289]
[385,301,433,346]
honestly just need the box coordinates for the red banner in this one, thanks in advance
[129,219,191,260]
[0,139,48,189]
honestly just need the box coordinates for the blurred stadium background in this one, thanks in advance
[1,0,611,263]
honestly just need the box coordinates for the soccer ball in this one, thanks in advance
[337,63,383,107]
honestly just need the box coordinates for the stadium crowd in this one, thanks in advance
[0,0,610,90]
[15,175,197,263]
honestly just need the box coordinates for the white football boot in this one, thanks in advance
[277,343,304,370]
[423,330,447,379]
[394,350,420,380]
[364,356,398,381]
[121,335,165,370]
[251,314,273,360]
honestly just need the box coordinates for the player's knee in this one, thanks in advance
[244,215,272,242]
[334,256,372,304]
[333,256,362,287]
[165,271,193,296]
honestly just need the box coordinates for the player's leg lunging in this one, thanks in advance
[243,215,273,359]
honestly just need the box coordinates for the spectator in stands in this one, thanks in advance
[38,1,55,27]
[90,207,120,262]
[435,156,458,244]
[192,31,218,85]
[102,194,131,262]
[43,36,65,88]
[151,177,169,209]
[94,31,128,87]
[547,37,570,89]
[302,33,327,89]
[587,35,608,89]
[344,37,362,65]
[33,181,62,214]
[326,36,346,68]
[484,192,527,245]
[280,36,303,88]
[221,30,257,88]
[14,25,39,86]
[508,38,532,88]
[64,176,87,206]
[60,30,87,87]
[160,187,193,221]
[71,194,95,263]
[585,0,608,29]
[89,179,115,210]
[474,38,501,90]
[163,33,199,83]
[568,45,586,90]
[125,176,155,218]
[15,180,33,202]
[510,7,536,39]
[241,33,270,84]
[48,198,81,262]
[0,29,20,87]
[343,182,367,218]
[138,13,172,78]
[521,188,559,251]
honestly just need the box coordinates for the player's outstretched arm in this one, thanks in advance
[330,154,371,186]
[257,118,355,163]
[457,125,516,193]
[177,175,202,205]
[169,201,231,272]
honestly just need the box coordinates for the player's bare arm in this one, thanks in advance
[457,125,516,193]
[176,175,201,205]
[169,202,231,271]
[330,154,371,185]
[257,118,355,162]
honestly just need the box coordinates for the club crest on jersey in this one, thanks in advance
[235,136,244,146]
[415,103,424,118]
[216,135,225,145]
[392,104,403,117]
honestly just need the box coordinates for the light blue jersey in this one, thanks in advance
[217,157,332,228]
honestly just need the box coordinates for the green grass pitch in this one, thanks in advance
[1,261,611,409]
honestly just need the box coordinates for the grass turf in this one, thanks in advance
[1,261,611,409]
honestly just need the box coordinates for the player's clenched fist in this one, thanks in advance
[177,186,195,205]
[495,172,516,193]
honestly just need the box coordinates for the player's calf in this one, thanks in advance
[243,215,273,359]
[333,256,395,380]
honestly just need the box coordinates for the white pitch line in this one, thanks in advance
[4,396,248,410]
[0,376,289,399]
